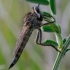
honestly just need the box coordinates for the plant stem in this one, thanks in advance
[52,52,63,70]
[52,35,70,70]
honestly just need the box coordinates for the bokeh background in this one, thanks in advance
[0,0,70,70]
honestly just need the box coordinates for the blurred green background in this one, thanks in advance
[0,0,70,70]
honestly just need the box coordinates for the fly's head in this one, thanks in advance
[23,4,43,29]
[32,4,43,21]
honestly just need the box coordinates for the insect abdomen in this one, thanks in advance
[9,25,33,69]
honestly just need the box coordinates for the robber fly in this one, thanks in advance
[9,4,60,69]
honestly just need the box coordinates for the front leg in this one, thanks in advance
[40,15,56,27]
[36,28,61,52]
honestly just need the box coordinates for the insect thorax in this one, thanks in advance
[23,12,42,29]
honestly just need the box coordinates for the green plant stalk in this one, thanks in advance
[43,15,67,70]
[55,33,63,49]
[52,35,70,70]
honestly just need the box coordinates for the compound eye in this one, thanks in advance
[34,6,40,14]
[32,5,42,19]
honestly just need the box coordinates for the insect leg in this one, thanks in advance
[40,15,56,27]
[36,28,42,44]
[36,28,61,52]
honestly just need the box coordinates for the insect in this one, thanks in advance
[9,4,60,69]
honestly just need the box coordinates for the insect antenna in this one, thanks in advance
[38,4,40,7]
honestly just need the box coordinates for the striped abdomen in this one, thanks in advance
[9,24,33,69]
